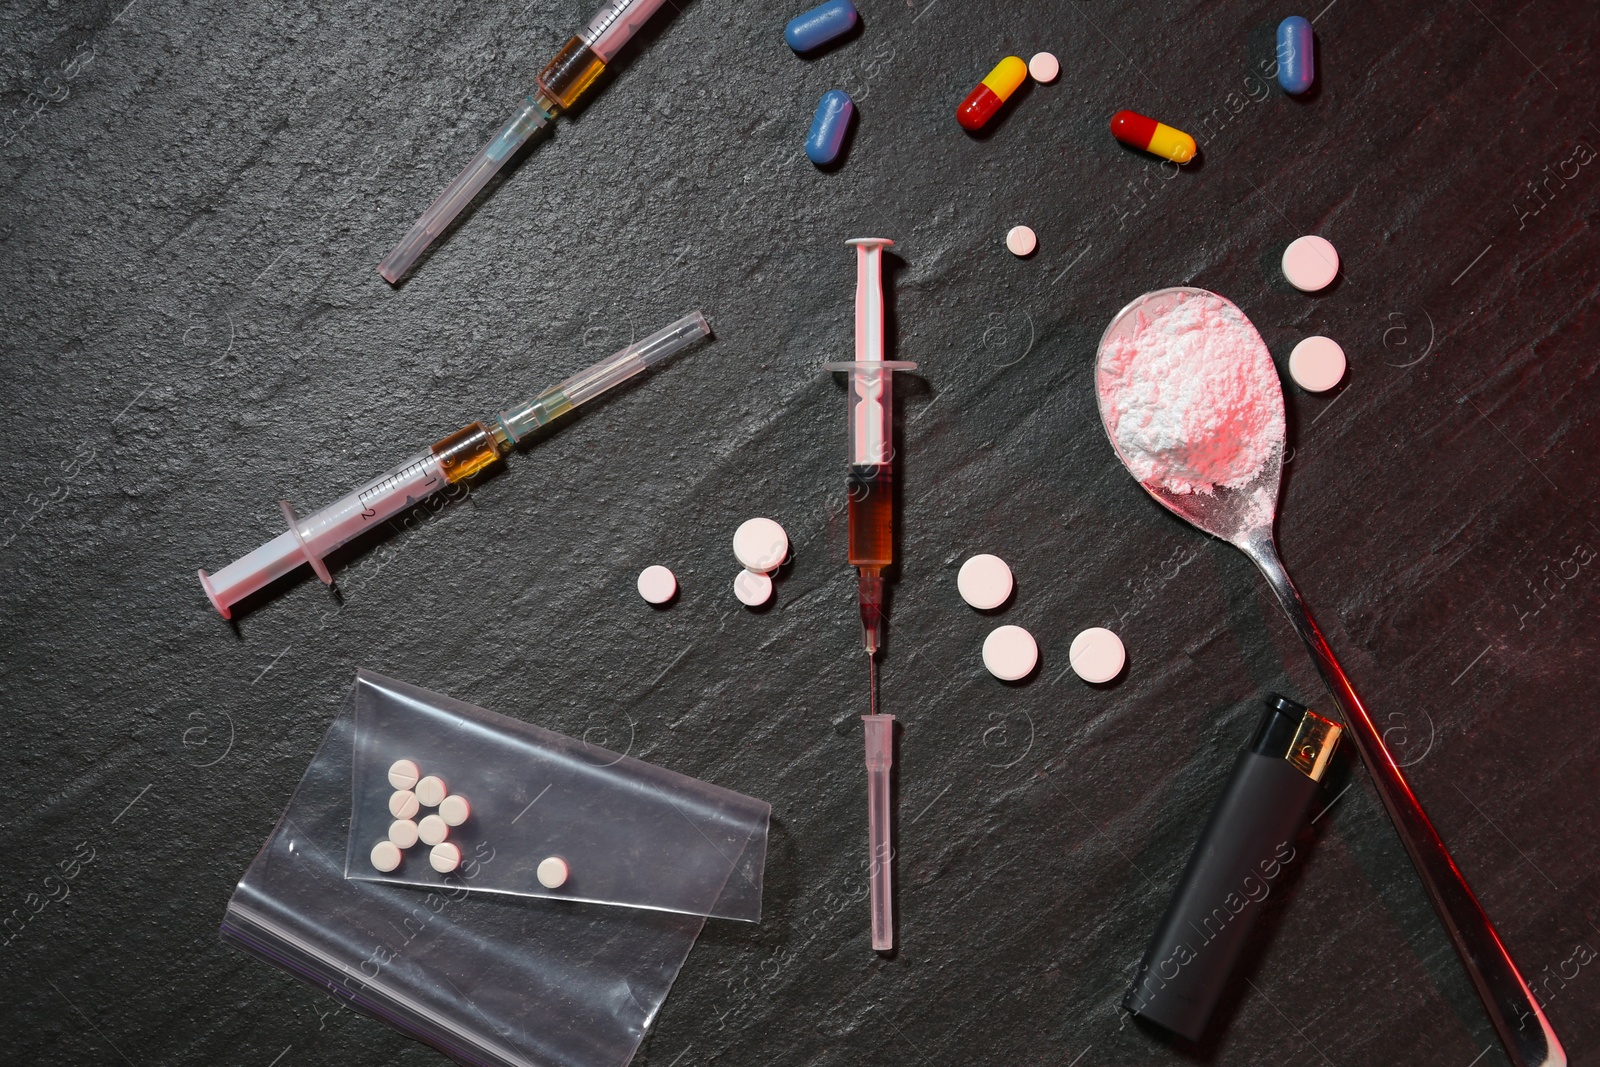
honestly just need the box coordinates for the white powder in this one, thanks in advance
[1098,292,1283,495]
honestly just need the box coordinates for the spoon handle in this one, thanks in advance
[1241,531,1564,1067]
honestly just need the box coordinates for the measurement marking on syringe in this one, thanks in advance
[358,460,439,507]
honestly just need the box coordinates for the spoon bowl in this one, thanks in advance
[1094,287,1283,547]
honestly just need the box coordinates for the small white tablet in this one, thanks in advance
[957,554,1014,610]
[1289,336,1346,392]
[371,840,402,873]
[734,568,773,607]
[418,814,450,846]
[537,856,570,889]
[429,842,461,873]
[1069,627,1126,683]
[637,565,677,604]
[388,790,420,820]
[733,517,788,573]
[415,775,448,808]
[983,625,1039,681]
[1282,235,1339,292]
[387,759,420,791]
[438,795,471,827]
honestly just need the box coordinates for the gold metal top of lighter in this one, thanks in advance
[1286,710,1341,781]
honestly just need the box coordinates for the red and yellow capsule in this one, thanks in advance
[957,56,1028,131]
[1110,110,1196,164]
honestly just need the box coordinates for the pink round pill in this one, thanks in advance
[1282,235,1339,292]
[1069,627,1126,683]
[983,625,1039,681]
[387,759,420,790]
[371,840,402,872]
[1289,336,1346,392]
[1028,52,1059,83]
[415,775,448,807]
[388,790,420,820]
[438,795,471,826]
[637,565,676,604]
[1006,225,1037,257]
[418,814,449,846]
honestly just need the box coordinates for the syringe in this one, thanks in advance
[377,0,678,284]
[198,311,709,619]
[823,238,915,952]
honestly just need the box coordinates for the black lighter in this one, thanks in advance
[1123,694,1342,1041]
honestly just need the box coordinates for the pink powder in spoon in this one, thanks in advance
[1098,292,1283,495]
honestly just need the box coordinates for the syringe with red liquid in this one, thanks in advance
[824,237,915,951]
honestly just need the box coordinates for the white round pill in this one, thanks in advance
[415,775,447,807]
[1028,51,1059,83]
[387,759,420,790]
[438,795,471,826]
[1282,235,1340,292]
[417,813,449,846]
[637,565,677,604]
[1005,225,1037,257]
[734,567,773,607]
[429,842,461,873]
[733,517,788,573]
[982,625,1039,681]
[1288,336,1346,392]
[537,856,570,889]
[389,819,420,849]
[1069,626,1126,683]
[389,790,420,820]
[371,840,402,872]
[957,553,1014,610]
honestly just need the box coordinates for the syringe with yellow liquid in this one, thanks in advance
[378,0,679,283]
[198,311,709,618]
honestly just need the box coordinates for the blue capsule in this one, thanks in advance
[1277,16,1315,94]
[806,89,854,165]
[785,0,858,54]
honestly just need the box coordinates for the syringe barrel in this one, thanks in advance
[198,449,446,615]
[536,37,607,110]
[535,0,670,110]
[300,450,448,551]
[581,0,673,60]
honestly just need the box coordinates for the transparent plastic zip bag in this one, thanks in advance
[345,671,767,919]
[222,670,770,1067]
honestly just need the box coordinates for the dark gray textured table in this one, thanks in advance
[3,0,1598,1064]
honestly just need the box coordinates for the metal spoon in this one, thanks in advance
[1095,287,1563,1067]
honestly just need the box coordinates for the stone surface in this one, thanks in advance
[2,1,1598,1065]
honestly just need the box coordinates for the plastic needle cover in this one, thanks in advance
[197,311,709,619]
[377,0,676,283]
[863,714,895,951]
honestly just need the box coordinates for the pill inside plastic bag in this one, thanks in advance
[342,671,768,918]
[221,669,771,1067]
